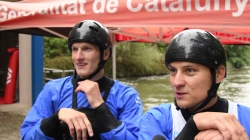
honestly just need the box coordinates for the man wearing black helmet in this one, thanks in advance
[138,29,250,140]
[20,20,143,140]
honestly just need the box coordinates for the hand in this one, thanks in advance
[75,80,104,109]
[193,112,249,140]
[195,129,223,140]
[58,108,93,140]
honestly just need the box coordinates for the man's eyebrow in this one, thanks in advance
[168,64,198,68]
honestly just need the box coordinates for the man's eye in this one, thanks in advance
[84,47,91,51]
[169,68,176,73]
[72,48,77,51]
[186,68,195,73]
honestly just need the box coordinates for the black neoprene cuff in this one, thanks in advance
[40,110,60,138]
[175,115,200,140]
[95,103,122,133]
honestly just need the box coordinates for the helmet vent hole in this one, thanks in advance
[89,26,99,32]
[78,22,83,28]
[93,22,102,28]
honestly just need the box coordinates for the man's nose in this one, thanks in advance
[172,72,185,87]
[76,50,84,59]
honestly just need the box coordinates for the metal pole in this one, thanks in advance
[61,70,65,77]
[112,44,116,80]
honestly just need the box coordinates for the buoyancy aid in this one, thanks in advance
[57,76,114,140]
[171,99,238,139]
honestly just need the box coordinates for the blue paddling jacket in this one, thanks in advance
[138,102,250,140]
[21,76,143,140]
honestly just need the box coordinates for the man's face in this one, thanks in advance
[71,42,100,78]
[168,61,212,111]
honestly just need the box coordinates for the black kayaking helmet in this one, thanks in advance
[165,29,227,112]
[68,20,112,80]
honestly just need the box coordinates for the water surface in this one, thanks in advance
[119,68,250,112]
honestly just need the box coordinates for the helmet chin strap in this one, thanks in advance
[175,68,219,112]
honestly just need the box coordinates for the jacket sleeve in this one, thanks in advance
[20,82,58,140]
[100,87,143,140]
[238,104,250,137]
[138,104,172,140]
[175,116,199,140]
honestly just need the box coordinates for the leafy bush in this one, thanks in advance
[44,56,73,79]
[112,42,168,77]
[43,37,70,58]
[225,45,250,68]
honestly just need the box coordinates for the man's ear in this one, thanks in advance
[216,65,226,84]
[103,48,111,60]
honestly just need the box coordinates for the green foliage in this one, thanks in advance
[44,56,73,79]
[157,42,168,53]
[44,56,73,70]
[224,45,250,68]
[43,37,70,58]
[111,42,168,77]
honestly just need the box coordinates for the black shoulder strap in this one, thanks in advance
[221,98,229,113]
[103,77,114,102]
[72,76,78,108]
[71,76,114,108]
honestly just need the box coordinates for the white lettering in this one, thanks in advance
[6,68,12,85]
[49,5,55,14]
[169,0,184,12]
[50,4,60,14]
[79,0,86,14]
[55,5,60,14]
[106,0,118,13]
[214,0,219,10]
[161,0,169,11]
[38,8,49,15]
[233,0,248,17]
[145,0,159,12]
[126,0,247,17]
[8,10,17,20]
[93,0,106,13]
[0,0,246,21]
[225,0,230,10]
[0,5,8,21]
[18,11,35,17]
[127,0,143,12]
[61,4,67,14]
[186,0,192,11]
[195,0,210,11]
[66,1,77,14]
